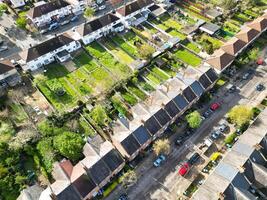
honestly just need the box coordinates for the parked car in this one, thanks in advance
[118,193,128,200]
[175,135,186,146]
[256,84,265,91]
[188,153,200,165]
[218,123,228,133]
[229,85,237,93]
[178,162,190,176]
[98,5,106,10]
[0,46,8,52]
[210,102,220,111]
[210,130,222,140]
[242,72,250,80]
[153,155,166,167]
[203,109,212,118]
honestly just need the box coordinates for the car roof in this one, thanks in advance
[179,164,189,175]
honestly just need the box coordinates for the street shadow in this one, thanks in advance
[0,33,21,58]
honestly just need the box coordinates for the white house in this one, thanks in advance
[26,0,82,28]
[74,13,124,45]
[10,0,25,8]
[19,33,81,71]
[116,0,154,27]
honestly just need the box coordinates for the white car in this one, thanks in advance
[98,5,106,10]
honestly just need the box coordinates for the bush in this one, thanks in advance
[224,133,237,145]
[16,17,27,29]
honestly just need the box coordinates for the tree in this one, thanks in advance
[153,139,170,156]
[84,7,94,19]
[228,105,253,127]
[219,0,236,10]
[37,138,57,172]
[16,17,27,29]
[0,3,7,16]
[121,170,137,187]
[139,44,154,60]
[53,131,85,161]
[186,111,202,129]
[203,41,214,55]
[90,105,110,127]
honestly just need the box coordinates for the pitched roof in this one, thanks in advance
[121,134,140,156]
[56,184,81,200]
[0,59,16,74]
[153,108,171,126]
[164,100,180,118]
[19,33,74,62]
[199,73,212,89]
[236,27,260,43]
[221,37,246,55]
[247,17,267,32]
[27,0,70,18]
[102,149,124,171]
[173,94,188,110]
[87,159,111,185]
[76,14,120,36]
[205,68,218,82]
[72,174,96,198]
[190,81,204,97]
[206,49,235,71]
[144,116,162,135]
[200,23,220,35]
[132,125,151,145]
[117,0,153,16]
[182,86,197,103]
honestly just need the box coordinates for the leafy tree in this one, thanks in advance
[219,0,236,10]
[53,131,85,161]
[121,170,137,187]
[90,105,110,127]
[37,138,57,172]
[153,139,170,156]
[139,44,154,59]
[16,17,27,29]
[186,111,202,129]
[0,3,7,16]
[228,105,253,127]
[84,7,94,18]
[0,164,8,178]
[15,174,27,186]
[203,41,214,55]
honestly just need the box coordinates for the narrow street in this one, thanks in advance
[105,63,267,200]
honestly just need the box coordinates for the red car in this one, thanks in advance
[210,102,220,111]
[178,162,190,176]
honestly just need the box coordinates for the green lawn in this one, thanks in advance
[127,84,147,101]
[111,34,140,58]
[102,39,134,65]
[86,42,132,79]
[150,66,170,81]
[183,41,201,53]
[174,48,202,67]
[166,29,187,40]
[160,14,183,30]
[197,34,223,50]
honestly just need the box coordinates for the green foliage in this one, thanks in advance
[90,105,110,126]
[139,44,154,59]
[224,132,237,144]
[37,138,57,172]
[84,7,94,18]
[111,96,128,116]
[174,48,202,67]
[16,17,27,29]
[228,105,253,127]
[0,3,8,16]
[121,92,138,106]
[53,131,85,161]
[186,111,202,129]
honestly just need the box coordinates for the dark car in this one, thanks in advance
[175,135,186,146]
[188,153,200,165]
[229,85,236,93]
[118,193,128,200]
[256,84,265,91]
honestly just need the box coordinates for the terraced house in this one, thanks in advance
[27,0,83,29]
[19,33,81,71]
[74,13,124,45]
[111,67,218,161]
[39,135,125,200]
[116,0,154,26]
[0,59,21,96]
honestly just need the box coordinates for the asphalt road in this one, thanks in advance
[105,63,267,200]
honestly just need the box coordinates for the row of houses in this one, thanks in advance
[26,0,85,29]
[192,108,267,200]
[36,66,218,200]
[0,0,157,92]
[205,13,267,72]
